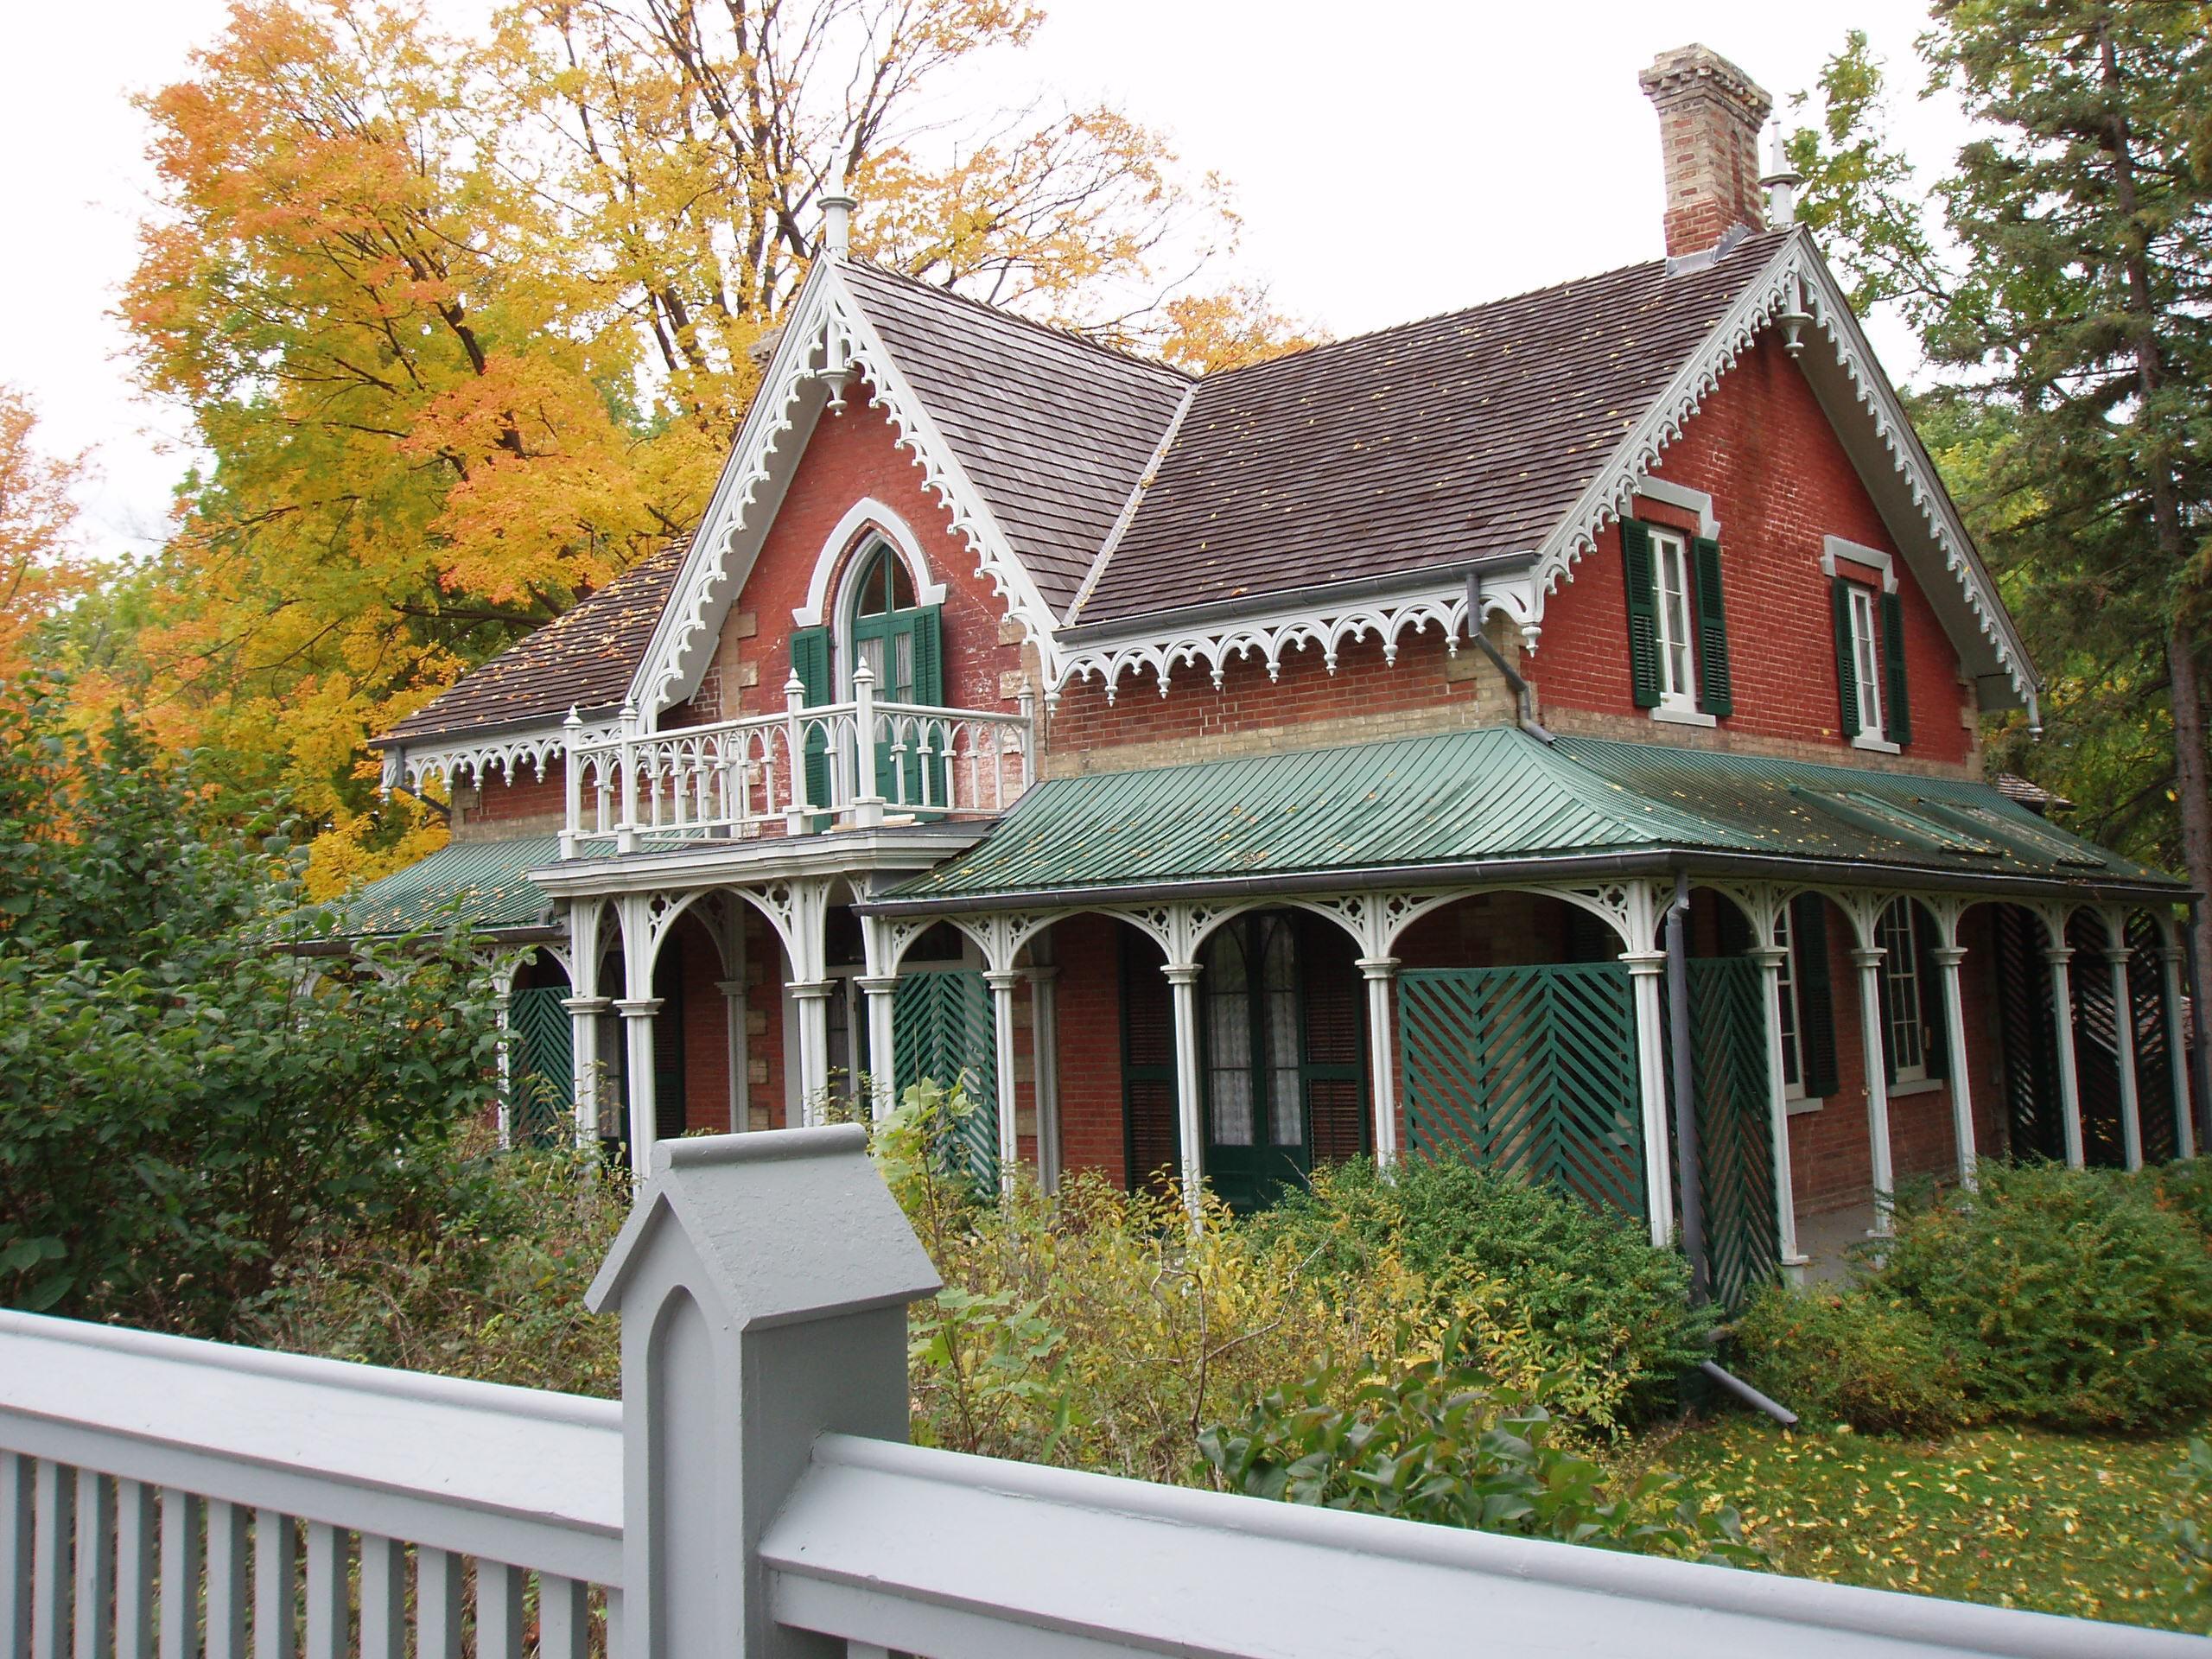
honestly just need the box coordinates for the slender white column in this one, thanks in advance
[985,969,1023,1186]
[1849,945,1897,1232]
[2106,944,2144,1171]
[493,987,515,1149]
[1747,944,1805,1277]
[563,996,613,1146]
[615,996,662,1170]
[2164,944,2197,1160]
[1929,944,1980,1189]
[2044,943,2086,1167]
[1356,957,1402,1167]
[1029,963,1064,1192]
[1164,962,1205,1222]
[857,976,899,1122]
[717,979,750,1130]
[789,980,833,1124]
[1623,950,1674,1249]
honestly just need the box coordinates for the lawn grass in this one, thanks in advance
[1637,1413,2208,1632]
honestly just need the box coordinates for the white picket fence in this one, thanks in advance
[2,1126,2202,1658]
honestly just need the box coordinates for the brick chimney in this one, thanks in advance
[1639,45,1772,257]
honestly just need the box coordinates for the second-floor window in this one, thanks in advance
[1831,570,1913,749]
[1621,519,1732,721]
[1847,582,1885,738]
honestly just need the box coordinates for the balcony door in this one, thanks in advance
[845,543,942,802]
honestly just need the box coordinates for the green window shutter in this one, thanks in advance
[1882,589,1912,746]
[790,625,832,808]
[1692,536,1732,717]
[912,604,944,706]
[1620,520,1662,709]
[1792,893,1840,1098]
[1916,917,1948,1081]
[1830,579,1861,738]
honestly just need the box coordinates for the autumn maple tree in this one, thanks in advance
[115,0,1309,887]
[0,388,90,681]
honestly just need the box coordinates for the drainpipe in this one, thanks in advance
[1666,872,1707,1303]
[1466,623,1554,745]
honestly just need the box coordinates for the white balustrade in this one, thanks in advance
[4,1127,2196,1659]
[565,699,1033,849]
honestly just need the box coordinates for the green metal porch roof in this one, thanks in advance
[334,834,564,938]
[877,728,2183,910]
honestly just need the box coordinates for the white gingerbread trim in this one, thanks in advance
[378,719,620,795]
[791,497,947,626]
[1053,582,1473,702]
[1532,232,2036,713]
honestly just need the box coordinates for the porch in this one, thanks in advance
[492,726,2202,1303]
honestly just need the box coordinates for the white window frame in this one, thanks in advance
[1774,909,1813,1108]
[1648,527,1703,719]
[1847,582,1889,746]
[1877,899,1928,1084]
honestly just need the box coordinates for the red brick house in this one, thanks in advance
[353,44,2198,1293]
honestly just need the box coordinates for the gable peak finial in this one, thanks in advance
[819,162,857,261]
[1760,118,1803,228]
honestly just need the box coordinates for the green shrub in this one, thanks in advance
[1253,1157,1710,1427]
[2166,1437,2212,1624]
[2140,1157,2212,1244]
[1872,1162,2212,1432]
[1198,1335,1759,1566]
[1728,1286,1973,1437]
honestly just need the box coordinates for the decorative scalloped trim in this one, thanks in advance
[389,722,620,793]
[1531,235,2035,709]
[1054,586,1481,702]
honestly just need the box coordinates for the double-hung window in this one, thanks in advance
[1877,899,1927,1083]
[1651,529,1699,712]
[1847,582,1885,740]
[1827,547,1912,749]
[1621,519,1732,719]
[1774,907,1805,1098]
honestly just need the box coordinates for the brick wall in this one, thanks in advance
[453,766,566,842]
[1052,914,1132,1187]
[1527,333,1979,776]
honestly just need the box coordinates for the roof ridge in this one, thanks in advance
[840,259,1194,385]
[1199,229,1791,388]
[1065,383,1198,626]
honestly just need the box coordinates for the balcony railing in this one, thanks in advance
[562,662,1034,855]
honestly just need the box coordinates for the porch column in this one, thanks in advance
[1028,963,1064,1192]
[857,976,899,1123]
[1163,962,1205,1222]
[2162,940,2197,1160]
[1623,950,1674,1249]
[1930,943,1980,1189]
[563,996,613,1146]
[615,996,661,1171]
[1747,943,1805,1280]
[2105,940,2145,1171]
[493,986,515,1150]
[789,980,833,1125]
[1850,945,1897,1232]
[717,978,750,1130]
[1356,957,1402,1166]
[2044,938,2086,1168]
[985,969,1023,1187]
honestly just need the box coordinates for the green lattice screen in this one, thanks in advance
[1399,963,1643,1218]
[507,985,574,1148]
[893,969,998,1185]
[1680,959,1780,1311]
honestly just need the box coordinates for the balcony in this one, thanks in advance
[561,663,1034,855]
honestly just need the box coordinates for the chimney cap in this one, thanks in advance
[1637,42,1772,118]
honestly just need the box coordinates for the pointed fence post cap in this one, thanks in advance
[586,1125,940,1327]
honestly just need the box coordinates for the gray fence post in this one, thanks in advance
[588,1126,942,1658]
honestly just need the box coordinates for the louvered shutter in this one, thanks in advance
[911,605,944,706]
[790,625,832,809]
[1692,536,1732,717]
[1792,893,1840,1098]
[1620,521,1662,709]
[1830,579,1861,738]
[1882,590,1911,746]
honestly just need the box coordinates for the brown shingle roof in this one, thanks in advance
[1070,229,1791,627]
[373,543,688,746]
[839,262,1192,615]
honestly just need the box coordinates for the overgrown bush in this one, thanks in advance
[2140,1156,2212,1244]
[1251,1156,1710,1429]
[1728,1286,1973,1438]
[2166,1438,2212,1624]
[1198,1335,1758,1565]
[1872,1162,2212,1432]
[0,682,505,1335]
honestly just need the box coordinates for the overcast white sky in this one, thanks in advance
[0,0,1967,565]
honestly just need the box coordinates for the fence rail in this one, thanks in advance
[563,667,1033,854]
[3,1127,2202,1659]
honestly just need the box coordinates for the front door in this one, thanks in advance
[1203,913,1310,1211]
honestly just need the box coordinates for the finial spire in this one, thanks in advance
[819,162,856,260]
[1760,118,1803,227]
